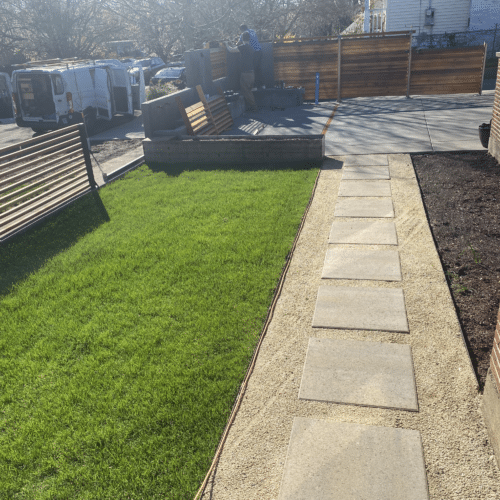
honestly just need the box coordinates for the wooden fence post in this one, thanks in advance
[480,42,488,96]
[338,35,342,103]
[406,33,413,98]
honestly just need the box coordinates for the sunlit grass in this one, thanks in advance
[0,163,318,499]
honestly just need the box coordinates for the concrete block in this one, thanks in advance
[334,198,394,218]
[312,285,409,333]
[299,338,418,410]
[338,180,391,197]
[322,248,402,281]
[278,418,429,500]
[329,220,398,245]
[142,135,325,165]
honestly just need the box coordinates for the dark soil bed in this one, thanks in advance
[412,151,500,388]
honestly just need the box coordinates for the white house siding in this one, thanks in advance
[470,0,500,30]
[385,0,472,35]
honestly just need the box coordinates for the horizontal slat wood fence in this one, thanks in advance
[210,48,227,80]
[410,46,486,95]
[0,124,96,242]
[273,32,486,100]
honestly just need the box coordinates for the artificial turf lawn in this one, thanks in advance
[0,163,318,499]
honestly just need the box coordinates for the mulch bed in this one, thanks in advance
[412,151,500,388]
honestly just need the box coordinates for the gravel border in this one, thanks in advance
[200,154,500,500]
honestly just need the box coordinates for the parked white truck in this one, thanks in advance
[11,59,145,132]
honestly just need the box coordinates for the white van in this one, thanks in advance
[11,60,144,132]
[0,72,14,119]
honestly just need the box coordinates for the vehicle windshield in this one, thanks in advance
[136,60,151,68]
[158,68,184,77]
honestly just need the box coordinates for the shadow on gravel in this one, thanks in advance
[0,190,109,297]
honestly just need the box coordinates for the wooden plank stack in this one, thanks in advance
[0,124,95,242]
[176,86,233,136]
[210,48,227,80]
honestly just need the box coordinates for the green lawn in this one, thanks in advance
[0,163,318,500]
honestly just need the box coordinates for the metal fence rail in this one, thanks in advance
[0,124,96,243]
[414,26,500,59]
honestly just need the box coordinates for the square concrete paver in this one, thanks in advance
[334,198,394,218]
[278,418,429,500]
[329,220,398,245]
[322,248,402,281]
[338,180,391,197]
[299,338,418,410]
[312,285,409,333]
[339,154,389,166]
[342,166,390,180]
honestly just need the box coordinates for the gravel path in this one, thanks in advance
[200,154,500,499]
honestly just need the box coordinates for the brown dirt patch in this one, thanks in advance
[90,139,143,164]
[412,151,500,388]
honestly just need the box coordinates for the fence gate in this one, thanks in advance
[0,124,96,243]
[273,31,487,100]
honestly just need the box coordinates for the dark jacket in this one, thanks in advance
[238,44,255,73]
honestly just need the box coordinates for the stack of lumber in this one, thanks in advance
[176,86,233,136]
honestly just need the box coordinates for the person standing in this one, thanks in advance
[239,24,263,88]
[238,31,258,112]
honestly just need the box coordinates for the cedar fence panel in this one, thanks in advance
[273,40,338,100]
[0,124,96,242]
[210,48,227,80]
[273,32,485,100]
[340,35,410,98]
[410,45,486,95]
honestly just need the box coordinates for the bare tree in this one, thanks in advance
[1,0,126,60]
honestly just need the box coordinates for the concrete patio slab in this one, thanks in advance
[326,140,433,155]
[323,92,494,155]
[341,166,390,180]
[338,180,391,197]
[328,220,398,245]
[312,285,409,333]
[278,418,429,500]
[298,338,418,410]
[334,198,394,218]
[322,247,402,281]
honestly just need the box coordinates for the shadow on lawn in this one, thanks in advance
[144,159,324,177]
[0,190,109,297]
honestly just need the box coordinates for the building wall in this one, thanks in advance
[386,0,472,34]
[470,0,500,30]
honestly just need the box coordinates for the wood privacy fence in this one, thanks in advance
[273,31,487,100]
[0,124,96,243]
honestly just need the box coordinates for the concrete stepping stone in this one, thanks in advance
[329,220,398,245]
[338,180,391,197]
[322,248,402,281]
[312,285,409,333]
[334,198,394,218]
[299,338,418,411]
[342,166,390,180]
[278,418,429,500]
[340,154,389,166]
